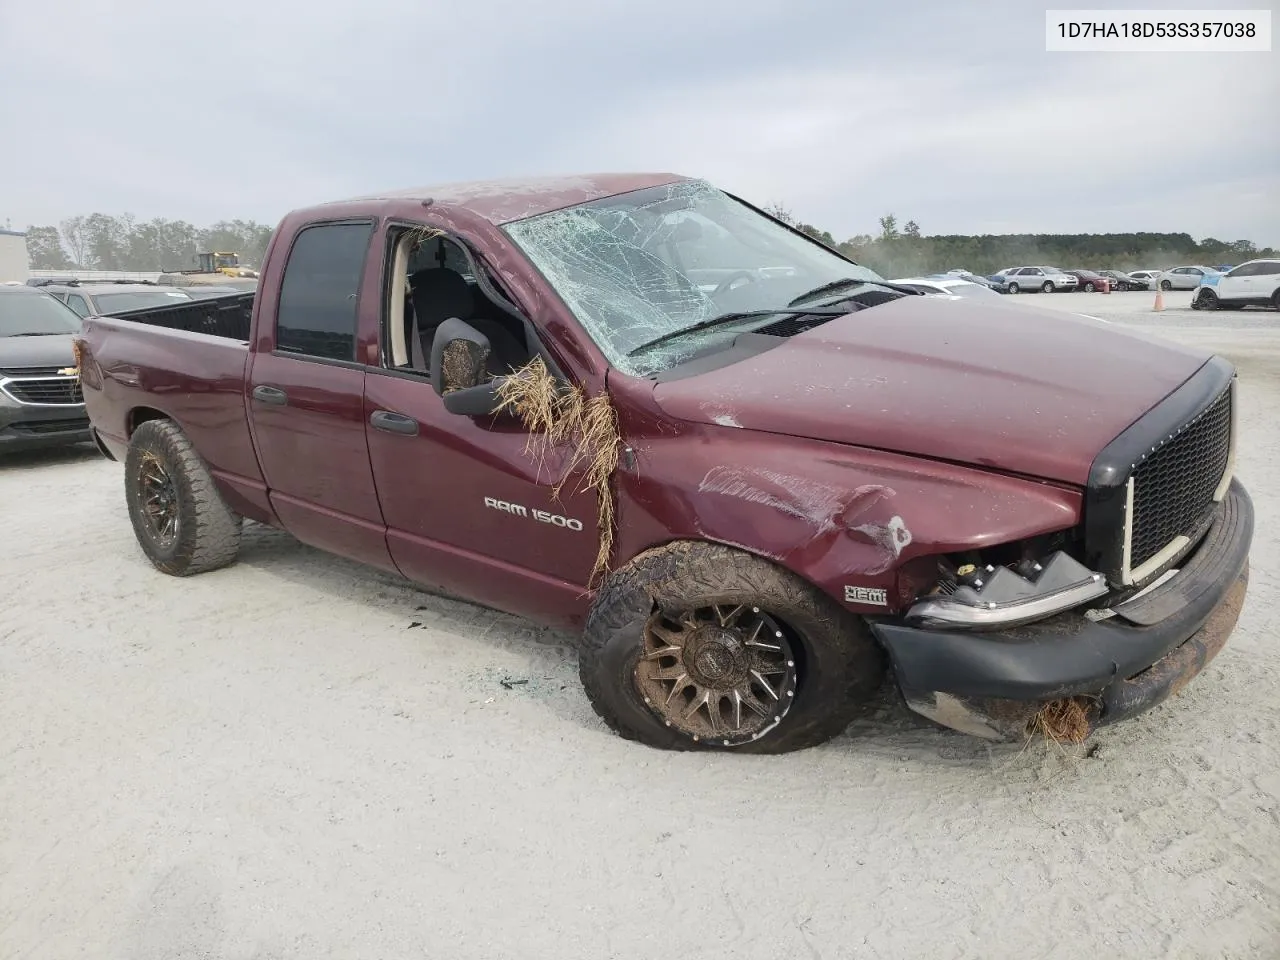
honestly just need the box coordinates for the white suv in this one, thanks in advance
[1002,266,1078,294]
[1192,258,1280,311]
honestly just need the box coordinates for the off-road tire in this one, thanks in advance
[579,542,886,753]
[124,419,242,576]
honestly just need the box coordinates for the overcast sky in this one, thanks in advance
[1,0,1276,244]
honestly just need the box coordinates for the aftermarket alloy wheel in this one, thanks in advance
[579,542,885,753]
[634,604,799,745]
[124,419,242,576]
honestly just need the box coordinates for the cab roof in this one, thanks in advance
[338,172,690,225]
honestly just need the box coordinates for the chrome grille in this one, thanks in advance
[2,376,84,405]
[1128,384,1233,573]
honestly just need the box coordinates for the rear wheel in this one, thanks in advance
[124,419,242,576]
[579,542,885,753]
[1084,281,1095,292]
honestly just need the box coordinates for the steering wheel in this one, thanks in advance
[710,270,760,298]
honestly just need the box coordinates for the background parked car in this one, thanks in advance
[891,277,1004,298]
[1158,266,1222,291]
[29,279,194,317]
[1003,266,1079,293]
[931,271,998,289]
[1099,270,1150,291]
[0,286,91,453]
[176,285,247,300]
[1192,258,1280,311]
[1063,269,1110,291]
[1127,270,1162,284]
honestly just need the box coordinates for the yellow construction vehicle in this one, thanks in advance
[159,251,259,286]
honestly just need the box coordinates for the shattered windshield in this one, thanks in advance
[503,179,887,376]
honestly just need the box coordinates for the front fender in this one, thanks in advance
[612,424,1082,616]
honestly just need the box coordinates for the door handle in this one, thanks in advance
[252,385,288,405]
[370,409,419,436]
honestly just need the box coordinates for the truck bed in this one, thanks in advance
[77,304,269,521]
[104,291,255,340]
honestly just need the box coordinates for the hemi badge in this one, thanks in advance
[844,586,888,606]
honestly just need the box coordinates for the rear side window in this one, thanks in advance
[276,222,373,362]
[66,294,89,316]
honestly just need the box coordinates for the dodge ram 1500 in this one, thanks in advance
[75,173,1253,752]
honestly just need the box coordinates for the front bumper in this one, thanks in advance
[871,479,1254,741]
[0,402,92,452]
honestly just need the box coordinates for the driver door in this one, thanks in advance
[363,225,602,628]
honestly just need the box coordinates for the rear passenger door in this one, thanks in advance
[245,219,397,573]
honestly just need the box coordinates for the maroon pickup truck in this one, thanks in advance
[75,173,1253,752]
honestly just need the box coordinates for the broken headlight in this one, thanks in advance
[905,550,1108,630]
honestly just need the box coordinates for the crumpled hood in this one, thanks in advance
[651,295,1211,485]
[0,333,78,371]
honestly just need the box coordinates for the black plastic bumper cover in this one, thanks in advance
[872,479,1253,727]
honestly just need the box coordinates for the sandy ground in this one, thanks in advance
[2,300,1278,960]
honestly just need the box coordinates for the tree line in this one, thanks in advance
[10,208,1276,278]
[763,205,1275,278]
[16,215,276,272]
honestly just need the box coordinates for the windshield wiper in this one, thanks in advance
[5,332,58,337]
[626,306,850,357]
[788,276,927,306]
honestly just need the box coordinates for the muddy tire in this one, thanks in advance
[579,541,885,753]
[124,419,242,576]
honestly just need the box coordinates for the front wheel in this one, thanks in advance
[1160,280,1173,291]
[579,542,885,752]
[1084,282,1095,292]
[1192,289,1218,311]
[124,419,242,576]
[1041,281,1055,293]
[1007,282,1020,294]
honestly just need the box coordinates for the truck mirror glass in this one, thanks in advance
[430,318,491,397]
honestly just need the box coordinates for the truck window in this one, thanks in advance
[276,222,373,362]
[66,294,90,317]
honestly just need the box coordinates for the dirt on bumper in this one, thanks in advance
[874,481,1254,743]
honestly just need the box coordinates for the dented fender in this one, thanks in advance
[607,377,1082,615]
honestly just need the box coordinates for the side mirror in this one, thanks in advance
[430,317,507,417]
[431,317,491,396]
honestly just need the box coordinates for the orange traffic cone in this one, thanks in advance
[1153,285,1165,311]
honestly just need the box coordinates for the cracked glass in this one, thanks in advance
[503,179,886,376]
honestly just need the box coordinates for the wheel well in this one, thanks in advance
[127,406,170,437]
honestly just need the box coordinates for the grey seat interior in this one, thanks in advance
[406,266,528,377]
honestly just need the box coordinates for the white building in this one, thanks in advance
[0,229,31,283]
